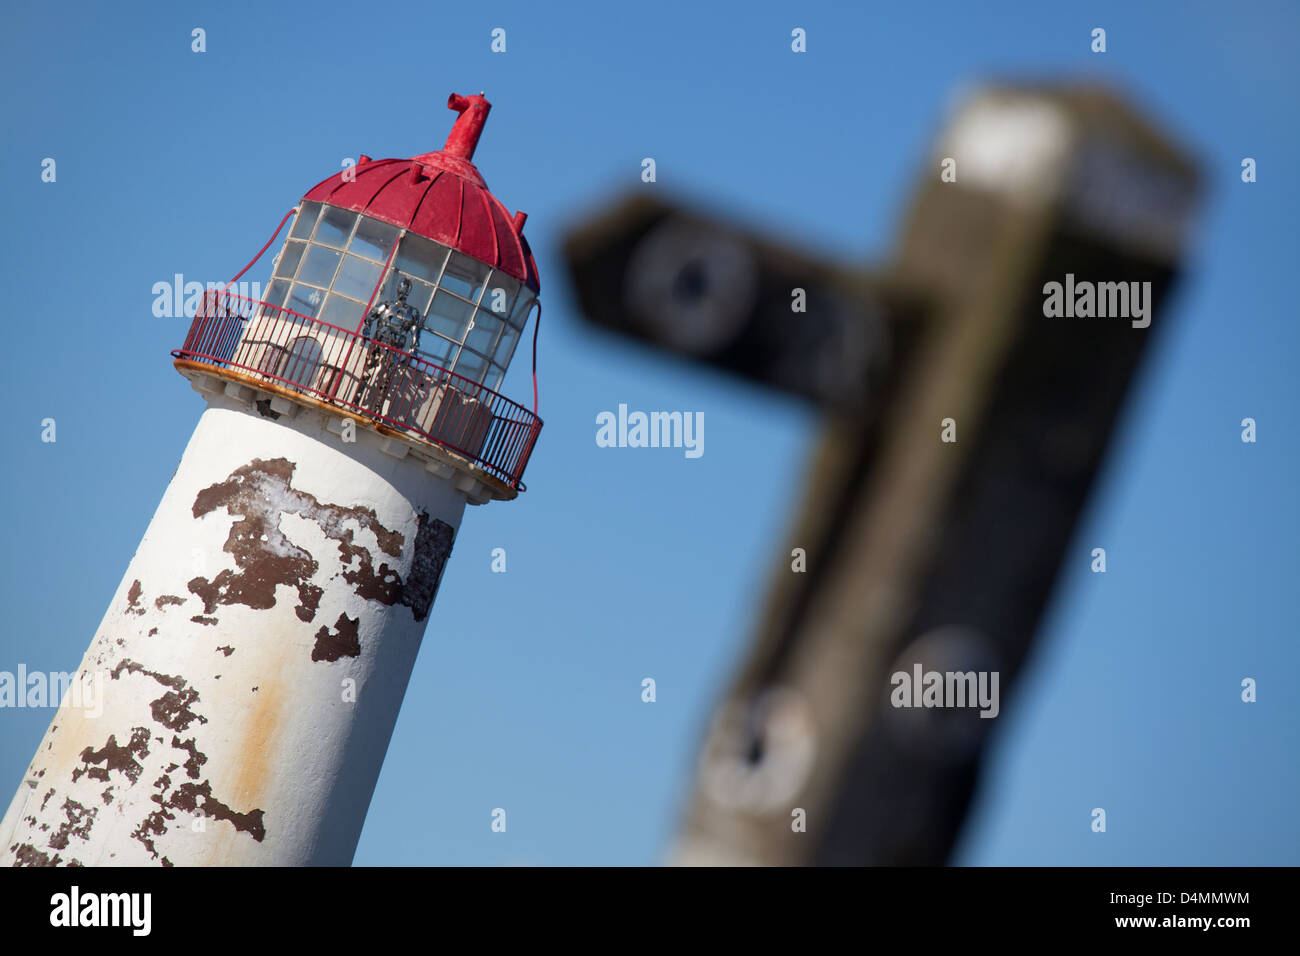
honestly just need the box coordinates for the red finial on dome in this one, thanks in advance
[301,91,540,292]
[442,93,491,162]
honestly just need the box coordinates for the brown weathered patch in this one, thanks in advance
[46,798,95,850]
[188,457,414,628]
[125,580,146,616]
[191,615,219,626]
[188,462,321,622]
[73,727,151,785]
[86,675,269,864]
[11,843,61,866]
[169,781,266,842]
[131,800,174,862]
[254,398,281,420]
[172,736,207,780]
[154,595,185,609]
[110,660,207,732]
[216,645,234,657]
[312,613,361,662]
[338,526,404,604]
[400,511,456,622]
[293,587,322,622]
[152,689,205,732]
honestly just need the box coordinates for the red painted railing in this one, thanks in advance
[174,290,542,491]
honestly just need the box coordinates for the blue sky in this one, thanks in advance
[1,0,1296,865]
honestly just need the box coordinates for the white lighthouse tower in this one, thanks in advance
[1,93,542,866]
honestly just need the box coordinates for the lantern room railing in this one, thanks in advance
[174,290,542,491]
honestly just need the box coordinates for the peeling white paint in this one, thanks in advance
[1,391,469,866]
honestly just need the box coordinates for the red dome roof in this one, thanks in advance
[302,94,539,293]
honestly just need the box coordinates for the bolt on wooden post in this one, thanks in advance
[563,84,1201,865]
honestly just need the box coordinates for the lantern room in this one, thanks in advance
[174,93,543,494]
[264,200,536,392]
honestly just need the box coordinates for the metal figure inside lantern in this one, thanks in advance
[358,275,425,415]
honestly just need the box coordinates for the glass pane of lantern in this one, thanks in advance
[393,233,447,284]
[370,270,398,302]
[483,364,505,392]
[263,278,290,310]
[427,290,474,341]
[418,335,455,366]
[319,293,364,330]
[332,254,382,302]
[493,323,520,366]
[439,252,489,301]
[370,271,432,317]
[465,311,502,355]
[313,206,356,248]
[350,216,400,263]
[405,277,435,316]
[275,240,306,279]
[481,272,519,317]
[469,269,490,305]
[453,348,488,383]
[298,244,342,288]
[290,202,320,240]
[287,283,325,319]
[508,290,535,329]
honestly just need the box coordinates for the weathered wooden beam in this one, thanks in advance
[565,83,1201,866]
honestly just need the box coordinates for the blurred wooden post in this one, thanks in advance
[564,84,1200,865]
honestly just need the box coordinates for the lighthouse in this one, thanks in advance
[0,93,542,866]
